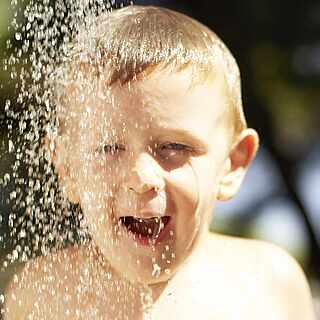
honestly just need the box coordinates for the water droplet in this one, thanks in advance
[164,269,171,275]
[15,32,21,41]
[10,191,16,200]
[19,230,26,238]
[12,250,19,261]
[151,263,161,278]
[4,173,10,183]
[5,99,11,111]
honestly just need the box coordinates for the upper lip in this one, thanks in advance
[117,197,167,219]
[118,209,168,219]
[115,189,168,219]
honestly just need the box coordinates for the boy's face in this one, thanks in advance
[60,67,235,284]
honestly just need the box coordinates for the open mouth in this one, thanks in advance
[119,216,171,244]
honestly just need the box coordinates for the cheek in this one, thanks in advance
[77,155,121,192]
[90,156,127,186]
[78,187,119,243]
[167,158,220,220]
[75,161,117,222]
[166,161,199,215]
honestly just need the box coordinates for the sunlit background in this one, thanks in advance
[0,0,319,316]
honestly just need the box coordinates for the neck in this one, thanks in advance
[148,279,169,302]
[148,228,211,303]
[89,228,212,315]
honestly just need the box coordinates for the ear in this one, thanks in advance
[217,129,259,201]
[44,135,80,204]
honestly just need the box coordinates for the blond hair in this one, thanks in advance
[53,5,247,136]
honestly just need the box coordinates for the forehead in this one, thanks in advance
[74,67,230,142]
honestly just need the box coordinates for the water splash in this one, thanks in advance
[2,0,134,262]
[0,0,153,317]
[0,2,214,318]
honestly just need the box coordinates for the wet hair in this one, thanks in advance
[52,5,247,137]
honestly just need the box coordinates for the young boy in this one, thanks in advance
[4,5,315,319]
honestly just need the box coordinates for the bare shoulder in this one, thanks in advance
[202,233,316,319]
[3,246,88,319]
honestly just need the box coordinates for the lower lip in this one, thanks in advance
[124,217,172,247]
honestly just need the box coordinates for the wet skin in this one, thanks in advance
[4,67,315,320]
[58,66,238,285]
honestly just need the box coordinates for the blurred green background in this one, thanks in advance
[0,0,320,315]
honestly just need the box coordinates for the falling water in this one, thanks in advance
[0,1,165,318]
[0,0,217,317]
[1,0,132,259]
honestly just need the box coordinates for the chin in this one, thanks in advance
[111,255,180,285]
[93,224,193,285]
[129,268,175,286]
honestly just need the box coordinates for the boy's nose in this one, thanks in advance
[126,152,165,194]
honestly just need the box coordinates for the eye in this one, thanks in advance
[157,142,192,160]
[159,143,189,151]
[95,143,125,156]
